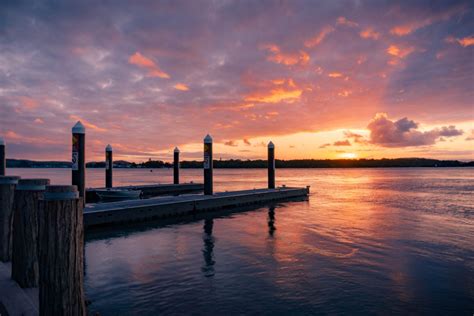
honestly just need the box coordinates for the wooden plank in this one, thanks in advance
[84,187,309,228]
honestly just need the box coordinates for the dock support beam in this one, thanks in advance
[0,137,5,176]
[39,185,85,316]
[11,178,50,288]
[0,176,20,261]
[105,144,113,188]
[174,147,180,185]
[204,134,213,195]
[72,121,86,204]
[268,141,275,189]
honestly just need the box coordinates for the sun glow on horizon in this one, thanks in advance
[340,153,357,159]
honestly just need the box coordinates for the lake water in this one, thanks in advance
[8,168,474,315]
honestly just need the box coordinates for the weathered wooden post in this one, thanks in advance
[11,178,50,288]
[174,147,180,185]
[203,134,213,195]
[268,141,275,189]
[0,137,5,176]
[105,144,113,188]
[0,175,20,261]
[72,121,86,204]
[38,185,85,316]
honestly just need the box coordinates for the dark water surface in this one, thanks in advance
[10,168,474,314]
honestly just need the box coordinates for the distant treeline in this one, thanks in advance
[6,158,474,168]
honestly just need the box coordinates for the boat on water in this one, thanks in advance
[95,188,142,201]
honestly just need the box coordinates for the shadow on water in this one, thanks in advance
[201,218,215,277]
[268,206,276,237]
[84,196,308,242]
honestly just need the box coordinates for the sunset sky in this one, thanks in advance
[1,0,473,162]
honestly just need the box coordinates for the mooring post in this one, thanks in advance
[268,141,275,189]
[105,144,113,188]
[174,147,180,185]
[72,121,86,204]
[0,175,20,262]
[11,178,50,288]
[38,185,85,316]
[204,134,213,195]
[0,137,5,176]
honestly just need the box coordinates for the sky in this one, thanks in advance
[1,0,473,162]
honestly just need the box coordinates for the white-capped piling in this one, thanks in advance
[174,147,180,184]
[0,137,5,176]
[268,141,275,189]
[0,175,20,261]
[11,178,50,288]
[38,185,85,316]
[203,134,213,195]
[105,144,113,188]
[72,121,86,204]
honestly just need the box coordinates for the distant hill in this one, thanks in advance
[6,158,474,168]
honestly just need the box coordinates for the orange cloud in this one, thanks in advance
[174,83,189,91]
[338,90,352,97]
[128,52,170,79]
[386,45,415,59]
[271,79,286,85]
[304,26,334,48]
[34,118,44,124]
[261,44,310,66]
[445,36,474,47]
[245,88,302,104]
[328,72,343,78]
[391,23,427,36]
[69,115,107,132]
[360,28,380,40]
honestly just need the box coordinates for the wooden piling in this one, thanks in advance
[204,134,213,195]
[0,176,20,262]
[72,121,86,204]
[105,144,113,188]
[0,137,5,176]
[268,141,275,189]
[38,185,85,316]
[174,147,180,185]
[11,178,50,288]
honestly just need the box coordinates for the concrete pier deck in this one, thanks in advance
[84,186,309,228]
[86,182,203,202]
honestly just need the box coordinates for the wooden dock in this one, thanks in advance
[86,182,203,203]
[84,186,309,228]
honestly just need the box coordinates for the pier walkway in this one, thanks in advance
[85,186,309,228]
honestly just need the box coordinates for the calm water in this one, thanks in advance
[9,168,474,315]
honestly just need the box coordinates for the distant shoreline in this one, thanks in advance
[6,158,474,169]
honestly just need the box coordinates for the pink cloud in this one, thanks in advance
[128,52,170,78]
[336,17,358,27]
[69,115,107,132]
[304,26,334,48]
